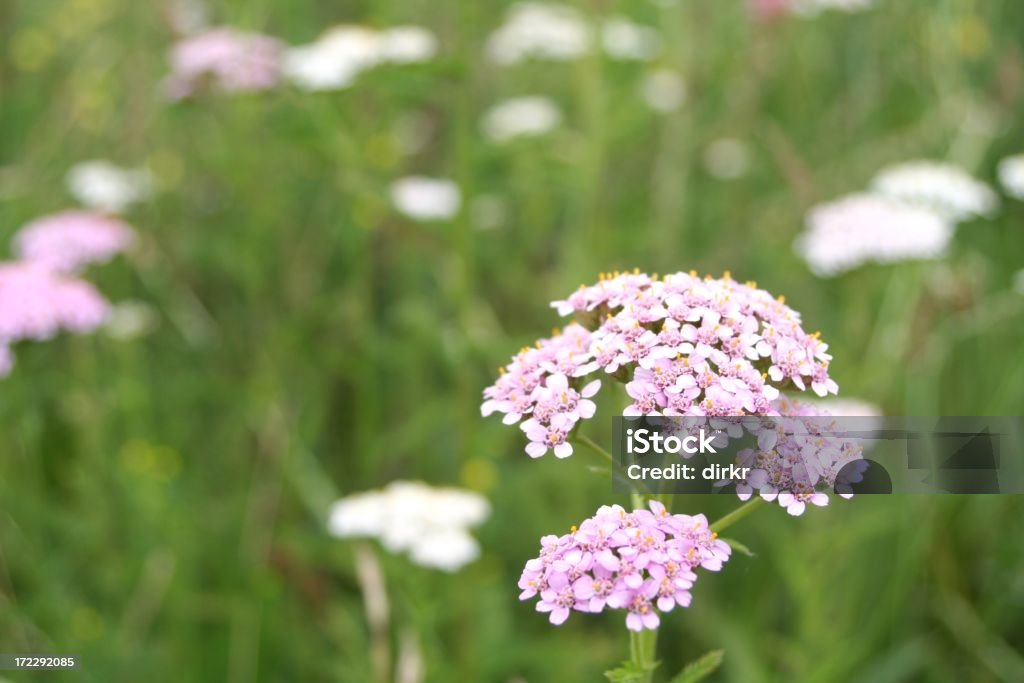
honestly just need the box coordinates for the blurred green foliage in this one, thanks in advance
[1,1,1024,681]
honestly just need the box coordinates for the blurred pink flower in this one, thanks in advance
[0,262,109,343]
[166,27,283,99]
[14,211,135,274]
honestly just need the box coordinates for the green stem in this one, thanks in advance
[710,497,765,534]
[576,433,615,466]
[628,490,657,682]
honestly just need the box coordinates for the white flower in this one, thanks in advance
[481,96,561,143]
[600,17,658,61]
[997,154,1024,200]
[870,160,998,221]
[376,26,438,64]
[391,177,461,221]
[328,481,490,572]
[640,68,686,113]
[790,0,873,16]
[703,138,751,180]
[283,26,381,91]
[795,194,953,277]
[486,3,591,65]
[67,160,152,213]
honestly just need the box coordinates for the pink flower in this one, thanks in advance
[0,262,109,343]
[518,501,731,631]
[522,412,575,458]
[14,211,135,274]
[485,270,840,454]
[166,28,283,99]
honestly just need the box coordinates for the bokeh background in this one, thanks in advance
[2,1,1024,681]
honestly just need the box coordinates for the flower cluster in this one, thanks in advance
[870,160,998,221]
[482,271,837,457]
[0,262,109,346]
[794,160,997,277]
[795,194,952,276]
[998,154,1024,200]
[723,397,867,515]
[481,96,562,144]
[66,160,153,214]
[481,323,600,457]
[328,481,490,572]
[283,25,437,92]
[485,4,658,65]
[165,28,284,100]
[14,211,135,274]
[519,501,730,631]
[165,23,438,98]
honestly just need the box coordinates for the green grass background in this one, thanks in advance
[1,0,1024,681]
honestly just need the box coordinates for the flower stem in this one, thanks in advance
[710,497,765,534]
[576,433,615,466]
[628,490,657,682]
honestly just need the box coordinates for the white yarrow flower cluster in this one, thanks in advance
[789,0,873,16]
[640,68,687,113]
[481,96,562,143]
[283,25,437,91]
[795,194,953,277]
[870,160,998,221]
[486,4,658,65]
[328,481,490,572]
[390,177,462,221]
[67,160,153,213]
[796,160,997,277]
[997,154,1024,200]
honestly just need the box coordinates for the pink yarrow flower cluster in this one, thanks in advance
[165,28,283,99]
[14,211,135,274]
[726,397,865,515]
[483,271,837,455]
[481,323,600,458]
[519,501,730,631]
[0,262,109,344]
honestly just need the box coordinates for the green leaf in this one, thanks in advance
[604,664,645,683]
[669,650,725,683]
[604,659,658,683]
[722,537,756,557]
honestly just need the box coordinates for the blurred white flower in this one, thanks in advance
[67,161,153,213]
[1013,270,1024,295]
[795,194,953,277]
[871,160,998,222]
[997,154,1024,200]
[283,26,381,91]
[600,17,658,61]
[640,68,687,113]
[790,0,873,16]
[103,300,159,341]
[703,138,751,180]
[283,25,437,91]
[328,481,490,572]
[486,3,591,65]
[391,177,462,221]
[481,96,562,143]
[377,26,438,64]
